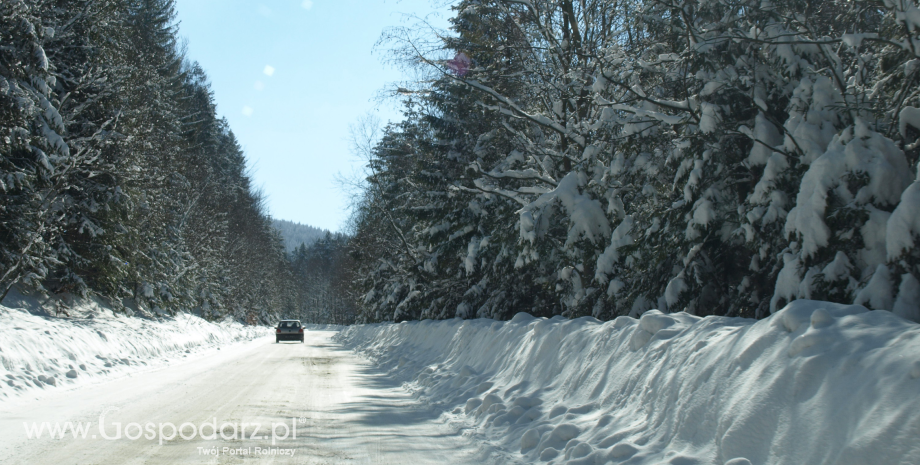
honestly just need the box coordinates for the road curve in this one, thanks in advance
[0,329,485,464]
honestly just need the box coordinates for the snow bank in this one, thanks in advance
[336,301,920,465]
[0,288,271,401]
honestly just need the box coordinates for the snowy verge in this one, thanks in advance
[336,301,920,465]
[303,324,346,331]
[0,287,271,402]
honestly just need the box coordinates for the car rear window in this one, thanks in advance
[279,321,300,328]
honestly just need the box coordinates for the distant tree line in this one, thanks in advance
[1,0,299,323]
[340,0,920,323]
[272,219,328,254]
[289,232,357,325]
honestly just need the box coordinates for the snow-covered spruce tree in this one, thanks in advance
[763,0,920,320]
[352,0,920,322]
[39,0,151,301]
[380,0,751,319]
[347,113,434,322]
[115,0,295,322]
[0,0,186,308]
[887,163,920,321]
[109,0,198,313]
[0,1,64,301]
[438,1,583,319]
[1,0,130,302]
[1,0,298,323]
[352,2,572,322]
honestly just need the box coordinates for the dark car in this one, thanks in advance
[276,320,304,343]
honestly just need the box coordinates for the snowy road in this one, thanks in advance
[0,330,484,464]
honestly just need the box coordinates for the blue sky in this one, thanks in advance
[174,0,449,231]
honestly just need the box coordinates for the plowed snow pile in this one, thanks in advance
[0,289,270,401]
[337,301,920,465]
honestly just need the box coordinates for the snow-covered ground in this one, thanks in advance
[0,287,271,402]
[4,286,918,463]
[336,301,920,465]
[0,329,488,464]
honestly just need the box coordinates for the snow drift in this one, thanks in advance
[0,288,270,401]
[337,301,920,464]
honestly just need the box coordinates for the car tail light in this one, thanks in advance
[298,328,304,333]
[276,328,280,333]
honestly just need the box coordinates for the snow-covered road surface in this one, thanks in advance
[0,330,486,464]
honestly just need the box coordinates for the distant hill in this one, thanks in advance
[272,219,328,253]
